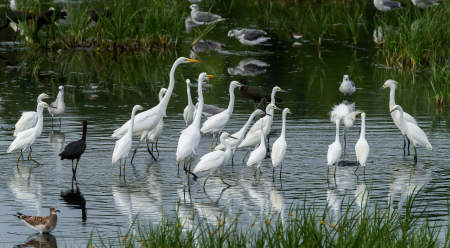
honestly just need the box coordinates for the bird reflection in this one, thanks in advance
[388,162,431,213]
[60,178,87,221]
[185,16,201,33]
[177,187,195,232]
[48,130,65,153]
[227,58,269,77]
[8,167,42,216]
[15,233,57,248]
[241,177,284,220]
[191,39,224,54]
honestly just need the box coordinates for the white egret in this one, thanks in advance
[177,73,214,172]
[330,101,358,151]
[48,86,65,126]
[339,75,356,96]
[247,122,267,176]
[201,81,242,149]
[327,118,342,167]
[183,79,196,126]
[247,86,284,135]
[391,105,432,161]
[191,132,237,190]
[355,112,369,171]
[112,57,199,157]
[189,4,224,25]
[112,105,144,176]
[382,79,417,154]
[144,88,168,158]
[373,0,402,11]
[14,93,49,136]
[271,108,291,180]
[228,29,270,46]
[8,102,49,166]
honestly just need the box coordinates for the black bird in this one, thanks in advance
[59,120,87,176]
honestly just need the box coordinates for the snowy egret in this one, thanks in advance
[271,108,291,180]
[8,102,49,166]
[183,79,196,126]
[48,85,65,127]
[383,79,417,154]
[14,206,60,233]
[228,29,270,46]
[144,88,168,158]
[390,105,432,161]
[192,132,238,190]
[327,118,342,167]
[247,122,267,175]
[177,73,214,172]
[112,105,144,176]
[189,4,224,25]
[339,75,356,96]
[247,86,283,135]
[355,112,369,171]
[14,93,49,136]
[112,57,199,157]
[373,0,402,11]
[201,81,242,149]
[59,120,87,176]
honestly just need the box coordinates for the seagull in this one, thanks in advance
[190,4,225,25]
[14,206,60,233]
[411,0,438,8]
[228,28,270,46]
[48,85,65,126]
[339,75,356,95]
[227,58,269,76]
[373,0,402,11]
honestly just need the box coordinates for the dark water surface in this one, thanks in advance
[0,3,449,246]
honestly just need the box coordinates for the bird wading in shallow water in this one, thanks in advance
[144,88,168,159]
[189,4,225,25]
[14,93,49,136]
[59,120,87,177]
[355,112,369,173]
[228,28,270,46]
[15,206,60,233]
[339,75,356,96]
[271,108,291,181]
[48,85,65,128]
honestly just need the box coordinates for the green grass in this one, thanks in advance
[87,196,448,247]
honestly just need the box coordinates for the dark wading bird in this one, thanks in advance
[59,120,87,176]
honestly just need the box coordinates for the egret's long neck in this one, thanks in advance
[129,109,137,135]
[160,61,180,112]
[335,119,340,143]
[388,86,396,110]
[34,106,44,136]
[193,82,203,128]
[227,85,236,113]
[360,116,366,139]
[224,142,233,160]
[397,109,406,131]
[260,128,266,149]
[240,112,258,135]
[271,89,277,105]
[187,85,194,107]
[281,112,287,139]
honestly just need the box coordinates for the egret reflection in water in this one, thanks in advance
[48,130,65,154]
[8,167,42,216]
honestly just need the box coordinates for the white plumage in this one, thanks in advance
[246,121,267,169]
[48,86,65,118]
[146,88,167,143]
[339,75,356,96]
[247,86,283,134]
[189,4,225,25]
[112,57,198,140]
[183,79,196,126]
[271,108,290,168]
[327,119,342,166]
[373,0,402,11]
[355,112,369,167]
[14,93,49,136]
[238,104,278,149]
[228,29,270,46]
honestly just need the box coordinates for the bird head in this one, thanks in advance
[185,79,191,85]
[177,57,199,66]
[50,206,60,214]
[284,108,292,115]
[134,105,144,112]
[343,75,350,81]
[390,105,402,113]
[382,79,398,89]
[58,85,64,91]
[230,81,242,88]
[197,73,214,85]
[190,4,199,11]
[227,30,237,37]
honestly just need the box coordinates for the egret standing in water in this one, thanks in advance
[14,93,49,136]
[327,118,342,167]
[382,79,417,155]
[112,57,199,160]
[355,112,369,172]
[8,102,49,166]
[112,105,144,176]
[201,81,242,150]
[191,132,238,190]
[339,75,356,96]
[48,86,65,127]
[271,108,291,181]
[177,73,214,172]
[145,88,168,158]
[59,120,87,177]
[247,122,267,176]
[390,105,432,162]
[183,79,196,126]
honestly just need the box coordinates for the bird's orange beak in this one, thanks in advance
[186,58,200,63]
[206,74,214,78]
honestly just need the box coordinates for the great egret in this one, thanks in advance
[271,108,291,180]
[112,105,144,176]
[327,119,342,167]
[177,73,214,172]
[339,75,356,96]
[7,102,49,166]
[382,79,417,154]
[391,105,432,161]
[112,57,199,157]
[14,206,60,233]
[189,4,224,25]
[373,0,402,11]
[48,85,65,126]
[201,81,242,149]
[145,88,168,158]
[192,132,237,190]
[14,93,49,136]
[355,112,369,170]
[247,86,283,135]
[228,29,270,46]
[183,79,196,126]
[59,120,87,176]
[247,121,267,175]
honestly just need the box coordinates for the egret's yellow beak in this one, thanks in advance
[44,94,49,98]
[186,58,200,63]
[382,85,386,89]
[274,105,281,110]
[206,74,214,78]
[390,107,397,113]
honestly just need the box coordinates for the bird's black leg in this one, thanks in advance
[155,140,160,157]
[119,160,122,176]
[123,160,126,176]
[272,167,275,182]
[231,153,235,167]
[146,139,157,161]
[59,118,62,128]
[403,137,406,156]
[27,147,32,160]
[131,146,139,164]
[51,117,54,129]
[343,130,347,156]
[71,160,75,174]
[280,163,282,181]
[75,158,80,174]
[242,150,249,163]
[16,150,24,167]
[408,139,411,156]
[220,175,232,187]
[414,146,417,162]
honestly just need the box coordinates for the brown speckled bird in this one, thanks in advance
[15,206,60,233]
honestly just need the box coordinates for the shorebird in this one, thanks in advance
[339,75,356,96]
[59,120,87,176]
[14,93,49,136]
[48,85,65,127]
[373,0,402,11]
[228,28,270,46]
[189,4,225,25]
[15,206,60,233]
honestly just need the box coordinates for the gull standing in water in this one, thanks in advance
[228,28,270,46]
[189,4,225,25]
[14,93,49,136]
[339,75,356,96]
[271,108,291,181]
[373,0,402,11]
[48,86,65,127]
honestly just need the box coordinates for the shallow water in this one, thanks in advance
[0,3,449,247]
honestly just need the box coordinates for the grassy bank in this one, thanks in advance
[87,198,449,247]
